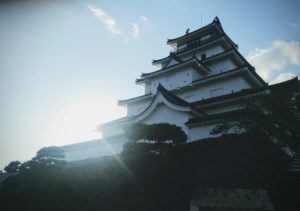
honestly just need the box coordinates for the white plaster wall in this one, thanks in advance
[178,77,252,102]
[140,104,191,140]
[62,139,127,162]
[208,58,237,74]
[166,59,180,67]
[189,124,219,141]
[164,68,193,90]
[130,64,250,118]
[149,68,193,94]
[145,44,225,94]
[102,120,132,138]
[145,82,151,94]
[195,45,224,59]
[102,125,123,138]
[192,70,202,81]
[150,77,166,93]
[127,98,152,117]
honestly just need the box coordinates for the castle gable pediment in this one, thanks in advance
[134,84,205,123]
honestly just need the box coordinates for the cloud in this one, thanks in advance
[270,72,297,84]
[247,40,300,80]
[87,5,149,41]
[140,16,149,24]
[289,22,299,30]
[131,24,140,38]
[130,16,150,38]
[87,5,121,36]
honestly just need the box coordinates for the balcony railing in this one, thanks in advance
[171,33,220,54]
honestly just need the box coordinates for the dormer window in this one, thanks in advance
[201,34,211,41]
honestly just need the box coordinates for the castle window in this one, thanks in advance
[201,34,211,41]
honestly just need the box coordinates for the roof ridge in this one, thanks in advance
[191,85,269,107]
[157,83,189,106]
[170,52,183,62]
[157,83,206,115]
[139,55,210,80]
[167,17,222,44]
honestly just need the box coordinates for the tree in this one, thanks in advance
[32,146,66,166]
[211,78,300,152]
[19,146,66,172]
[4,161,22,173]
[35,146,65,159]
[125,124,149,143]
[125,123,187,145]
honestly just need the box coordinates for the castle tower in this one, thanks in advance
[100,17,266,142]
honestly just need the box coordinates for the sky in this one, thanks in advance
[0,0,300,170]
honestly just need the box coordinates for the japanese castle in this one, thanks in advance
[61,17,293,161]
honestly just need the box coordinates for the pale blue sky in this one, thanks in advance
[1,0,300,170]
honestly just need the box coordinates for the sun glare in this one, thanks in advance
[46,94,126,146]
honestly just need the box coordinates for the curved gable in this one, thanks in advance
[134,84,204,123]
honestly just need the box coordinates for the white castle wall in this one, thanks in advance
[127,98,152,117]
[102,124,125,138]
[165,59,180,67]
[164,68,193,90]
[208,58,237,74]
[127,77,251,118]
[140,104,191,140]
[145,68,193,94]
[62,139,127,162]
[189,124,217,141]
[178,77,251,102]
[195,45,224,60]
[59,20,267,164]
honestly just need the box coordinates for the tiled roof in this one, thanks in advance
[146,47,265,85]
[134,84,206,120]
[157,84,206,115]
[167,17,223,43]
[167,17,237,48]
[191,87,268,107]
[118,93,152,105]
[138,55,209,82]
[191,77,298,108]
[157,83,191,107]
[100,116,133,127]
[186,109,248,125]
[152,34,231,64]
[169,52,183,62]
[269,76,299,92]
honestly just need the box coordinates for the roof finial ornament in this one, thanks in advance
[186,28,190,34]
[214,16,221,24]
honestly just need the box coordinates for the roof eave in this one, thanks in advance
[167,21,222,46]
[118,94,153,105]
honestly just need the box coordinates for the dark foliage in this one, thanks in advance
[3,146,66,175]
[0,133,298,211]
[125,123,187,144]
[211,79,300,152]
[26,146,66,171]
[4,161,21,173]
